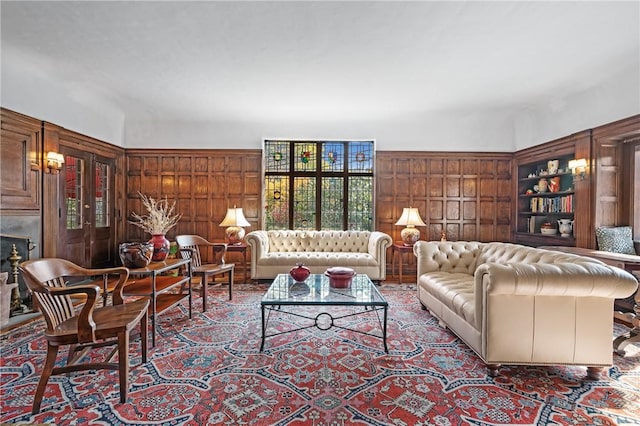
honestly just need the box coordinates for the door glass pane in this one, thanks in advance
[321,177,343,230]
[95,161,109,227]
[65,156,83,230]
[293,177,315,229]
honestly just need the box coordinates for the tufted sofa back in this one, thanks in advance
[414,241,603,277]
[413,241,482,275]
[477,242,599,269]
[267,230,371,253]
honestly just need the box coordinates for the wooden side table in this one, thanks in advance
[226,242,249,283]
[391,241,416,284]
[124,258,192,347]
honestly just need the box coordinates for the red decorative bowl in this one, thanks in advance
[325,267,356,288]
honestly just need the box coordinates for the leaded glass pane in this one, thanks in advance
[321,177,343,230]
[95,161,109,227]
[348,141,374,173]
[293,177,315,229]
[264,176,289,230]
[265,140,290,173]
[348,177,373,230]
[321,142,344,172]
[293,142,317,172]
[65,156,83,230]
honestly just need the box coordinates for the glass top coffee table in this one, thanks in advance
[260,273,389,352]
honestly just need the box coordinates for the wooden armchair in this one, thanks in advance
[18,258,149,414]
[176,235,234,311]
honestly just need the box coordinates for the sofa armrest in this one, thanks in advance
[475,262,638,299]
[368,231,392,260]
[246,231,269,279]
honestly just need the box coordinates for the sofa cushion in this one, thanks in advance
[595,226,636,255]
[418,272,476,326]
[258,252,378,268]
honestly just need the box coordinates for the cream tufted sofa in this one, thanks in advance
[413,241,638,379]
[245,230,392,281]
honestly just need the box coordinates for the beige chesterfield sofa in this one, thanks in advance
[246,230,392,281]
[413,240,638,379]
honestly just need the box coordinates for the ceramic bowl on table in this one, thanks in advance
[325,266,356,288]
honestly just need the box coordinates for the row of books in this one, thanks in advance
[529,195,573,213]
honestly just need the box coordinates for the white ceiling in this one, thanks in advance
[1,1,639,129]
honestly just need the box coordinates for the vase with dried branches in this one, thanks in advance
[129,193,182,261]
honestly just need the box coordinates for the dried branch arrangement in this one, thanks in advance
[129,193,182,235]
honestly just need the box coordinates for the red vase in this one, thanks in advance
[149,234,170,261]
[289,263,311,282]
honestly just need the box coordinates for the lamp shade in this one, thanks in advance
[395,207,427,227]
[395,207,426,246]
[219,207,251,227]
[219,206,251,244]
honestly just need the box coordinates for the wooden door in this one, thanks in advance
[59,148,116,268]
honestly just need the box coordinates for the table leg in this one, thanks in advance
[399,250,404,284]
[260,304,266,351]
[228,267,234,300]
[391,247,396,280]
[383,305,388,353]
[201,273,208,312]
[242,249,248,283]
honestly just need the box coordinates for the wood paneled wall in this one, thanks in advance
[125,150,513,245]
[124,150,262,243]
[375,152,513,243]
[591,115,640,247]
[0,109,42,213]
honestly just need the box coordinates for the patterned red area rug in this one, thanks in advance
[1,287,639,425]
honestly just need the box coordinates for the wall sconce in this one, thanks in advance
[46,152,65,174]
[219,205,251,245]
[568,158,587,181]
[395,207,427,246]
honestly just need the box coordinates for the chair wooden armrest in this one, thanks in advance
[43,284,101,342]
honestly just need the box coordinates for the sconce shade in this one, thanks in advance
[219,206,251,244]
[395,207,426,246]
[568,158,588,181]
[46,151,65,174]
[568,158,587,171]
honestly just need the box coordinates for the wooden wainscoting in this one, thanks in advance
[376,152,513,243]
[124,149,263,244]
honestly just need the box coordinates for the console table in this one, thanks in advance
[124,258,192,346]
[539,246,640,355]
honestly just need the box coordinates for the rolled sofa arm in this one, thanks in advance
[368,231,392,259]
[475,262,638,299]
[245,231,270,280]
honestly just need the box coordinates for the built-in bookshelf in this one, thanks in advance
[515,153,576,246]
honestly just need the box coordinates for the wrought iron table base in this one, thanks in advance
[260,305,388,353]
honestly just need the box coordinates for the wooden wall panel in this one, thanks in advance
[592,115,640,246]
[125,149,262,243]
[376,152,513,243]
[0,109,41,212]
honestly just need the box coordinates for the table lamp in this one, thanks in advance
[395,207,426,246]
[219,206,251,245]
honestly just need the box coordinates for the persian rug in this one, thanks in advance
[1,285,639,425]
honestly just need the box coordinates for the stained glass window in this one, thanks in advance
[95,161,110,227]
[264,140,374,230]
[65,155,83,230]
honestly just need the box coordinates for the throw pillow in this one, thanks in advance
[595,226,637,255]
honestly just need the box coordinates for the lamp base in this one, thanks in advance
[400,226,420,246]
[225,226,245,245]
